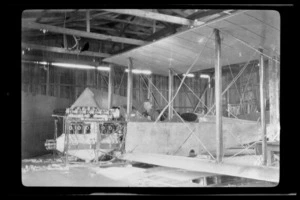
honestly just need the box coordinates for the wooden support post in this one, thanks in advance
[127,58,133,117]
[54,118,58,140]
[269,55,280,141]
[259,48,267,165]
[86,10,90,32]
[57,72,61,98]
[214,29,223,163]
[46,64,50,95]
[95,122,99,164]
[108,64,114,109]
[147,75,153,100]
[64,121,69,166]
[168,69,174,120]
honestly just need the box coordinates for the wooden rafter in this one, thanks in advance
[68,24,151,36]
[22,21,147,46]
[92,15,165,29]
[22,42,111,58]
[100,9,203,26]
[170,9,189,18]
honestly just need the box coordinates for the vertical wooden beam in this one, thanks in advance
[259,48,267,165]
[153,20,156,33]
[86,10,90,32]
[214,29,223,163]
[46,64,50,95]
[269,55,280,140]
[57,71,61,98]
[127,58,133,117]
[54,118,58,140]
[168,69,174,120]
[148,75,153,102]
[64,120,69,166]
[108,64,114,109]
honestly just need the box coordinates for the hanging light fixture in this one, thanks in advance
[125,69,152,75]
[183,73,195,78]
[51,62,96,70]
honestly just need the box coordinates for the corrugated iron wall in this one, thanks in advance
[22,59,267,115]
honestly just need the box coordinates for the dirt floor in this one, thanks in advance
[21,154,277,187]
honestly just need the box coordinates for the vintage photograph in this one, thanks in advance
[21,8,280,188]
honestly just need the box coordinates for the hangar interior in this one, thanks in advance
[21,8,280,187]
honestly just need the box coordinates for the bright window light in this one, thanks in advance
[97,66,110,71]
[183,73,195,78]
[125,69,152,75]
[51,62,96,70]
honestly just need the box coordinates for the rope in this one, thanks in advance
[154,30,215,124]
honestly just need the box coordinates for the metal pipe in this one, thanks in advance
[214,29,223,163]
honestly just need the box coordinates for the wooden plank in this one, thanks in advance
[121,153,279,183]
[259,48,267,165]
[214,29,223,162]
[22,42,111,58]
[101,9,202,26]
[22,21,146,46]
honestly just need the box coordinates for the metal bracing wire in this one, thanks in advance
[100,73,108,86]
[116,69,125,93]
[170,73,249,150]
[139,74,216,160]
[213,27,280,64]
[203,50,257,117]
[227,60,242,100]
[243,12,280,32]
[193,86,209,113]
[154,30,215,124]
[172,69,239,119]
[223,140,261,160]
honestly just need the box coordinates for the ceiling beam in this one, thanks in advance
[92,15,164,29]
[112,9,231,54]
[22,54,101,67]
[22,42,111,58]
[22,21,147,46]
[145,9,227,42]
[170,9,189,18]
[71,24,151,36]
[100,9,203,26]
